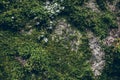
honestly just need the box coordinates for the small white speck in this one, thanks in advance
[36,22,40,25]
[27,26,32,28]
[54,3,58,6]
[50,21,53,24]
[41,35,44,37]
[11,16,14,19]
[43,38,48,43]
[56,10,60,13]
[48,26,53,29]
[34,17,38,20]
[61,7,65,10]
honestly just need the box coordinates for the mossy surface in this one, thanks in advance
[0,0,120,80]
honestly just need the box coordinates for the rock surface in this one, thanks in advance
[87,31,105,77]
[52,19,82,51]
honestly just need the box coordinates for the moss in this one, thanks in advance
[0,0,119,80]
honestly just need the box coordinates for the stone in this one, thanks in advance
[87,31,105,77]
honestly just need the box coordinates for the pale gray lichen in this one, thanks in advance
[87,31,105,77]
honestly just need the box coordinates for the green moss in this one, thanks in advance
[96,0,107,11]
[0,0,49,32]
[0,0,119,80]
[64,6,117,39]
[0,29,93,80]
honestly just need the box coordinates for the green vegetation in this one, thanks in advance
[0,0,119,80]
[96,0,107,11]
[64,7,117,39]
[99,41,120,80]
[0,0,49,31]
[0,30,93,80]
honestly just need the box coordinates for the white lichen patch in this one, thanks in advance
[44,1,64,16]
